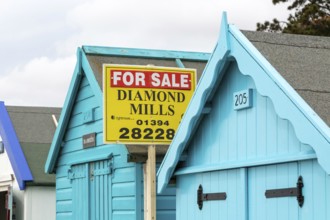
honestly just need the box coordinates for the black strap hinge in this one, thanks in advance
[197,184,227,210]
[265,176,304,207]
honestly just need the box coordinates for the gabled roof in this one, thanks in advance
[243,30,330,126]
[45,47,210,173]
[0,103,60,189]
[157,13,330,193]
[6,106,61,144]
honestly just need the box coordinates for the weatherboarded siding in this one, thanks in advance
[174,61,330,220]
[55,75,176,220]
[55,76,138,220]
[183,61,313,169]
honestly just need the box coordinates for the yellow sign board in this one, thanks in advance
[103,64,196,144]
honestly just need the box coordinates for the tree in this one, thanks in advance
[257,0,330,36]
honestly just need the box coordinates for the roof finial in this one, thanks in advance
[218,11,230,52]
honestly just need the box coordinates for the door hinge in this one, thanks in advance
[68,168,86,180]
[93,163,113,176]
[90,156,113,179]
[197,184,227,210]
[265,176,304,207]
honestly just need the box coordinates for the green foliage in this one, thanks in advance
[257,0,330,36]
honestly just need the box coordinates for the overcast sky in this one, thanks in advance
[0,0,290,107]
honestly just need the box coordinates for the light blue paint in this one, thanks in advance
[174,150,316,176]
[45,48,84,173]
[81,51,103,107]
[248,162,299,219]
[50,74,138,218]
[182,63,313,166]
[82,108,95,124]
[175,58,185,68]
[83,46,210,61]
[157,12,330,194]
[71,163,89,220]
[240,168,248,220]
[45,45,209,220]
[45,46,210,174]
[176,168,242,220]
[299,159,330,219]
[0,102,33,190]
[229,26,330,172]
[67,153,113,167]
[157,13,231,193]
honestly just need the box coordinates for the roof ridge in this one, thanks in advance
[7,110,60,115]
[249,39,330,50]
[242,30,330,50]
[296,88,330,94]
[6,106,61,114]
[20,141,53,145]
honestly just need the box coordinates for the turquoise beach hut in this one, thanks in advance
[158,14,330,220]
[45,46,209,220]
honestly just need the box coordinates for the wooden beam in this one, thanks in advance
[145,145,156,220]
[127,154,165,163]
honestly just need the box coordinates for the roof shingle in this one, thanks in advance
[6,106,61,185]
[243,31,330,126]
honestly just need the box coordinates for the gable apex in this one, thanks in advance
[157,13,330,193]
[0,102,33,190]
[45,46,210,173]
[45,48,102,173]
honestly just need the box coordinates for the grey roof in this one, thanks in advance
[6,106,61,144]
[6,106,61,185]
[243,31,330,127]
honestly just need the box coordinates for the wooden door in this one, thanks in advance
[70,159,113,220]
[89,159,113,220]
[248,162,300,220]
[177,168,244,220]
[70,163,89,220]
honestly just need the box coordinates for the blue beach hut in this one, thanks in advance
[158,14,330,220]
[44,46,209,220]
[0,103,60,220]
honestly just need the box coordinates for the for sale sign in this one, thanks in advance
[103,64,196,144]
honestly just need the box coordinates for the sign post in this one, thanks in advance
[145,145,156,220]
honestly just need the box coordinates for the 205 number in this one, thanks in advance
[119,128,175,140]
[234,92,247,106]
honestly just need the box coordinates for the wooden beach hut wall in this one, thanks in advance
[44,46,209,220]
[157,13,330,220]
[0,103,60,220]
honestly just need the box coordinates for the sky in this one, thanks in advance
[0,0,290,107]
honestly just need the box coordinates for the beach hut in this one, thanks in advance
[158,13,330,220]
[0,103,60,220]
[44,46,209,220]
